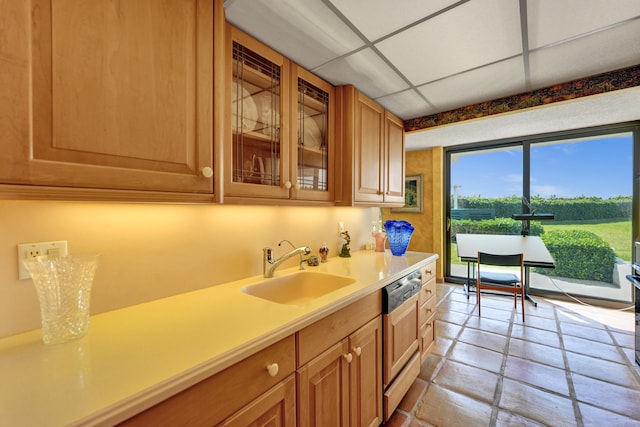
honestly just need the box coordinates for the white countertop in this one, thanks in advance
[0,250,438,426]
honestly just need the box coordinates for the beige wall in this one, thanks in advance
[0,200,377,338]
[382,147,444,280]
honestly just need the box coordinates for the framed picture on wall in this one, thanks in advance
[392,174,423,213]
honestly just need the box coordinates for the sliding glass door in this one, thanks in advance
[528,132,633,302]
[445,125,638,303]
[448,145,522,279]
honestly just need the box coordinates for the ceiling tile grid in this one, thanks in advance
[224,0,640,129]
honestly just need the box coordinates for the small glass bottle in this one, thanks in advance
[319,242,329,263]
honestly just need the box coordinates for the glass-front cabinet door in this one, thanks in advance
[226,26,290,199]
[291,65,334,202]
[226,26,334,202]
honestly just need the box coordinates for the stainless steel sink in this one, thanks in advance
[242,271,356,305]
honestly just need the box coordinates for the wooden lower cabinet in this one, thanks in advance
[297,316,382,427]
[119,336,295,426]
[297,339,350,426]
[349,316,383,427]
[219,375,296,427]
[419,262,438,362]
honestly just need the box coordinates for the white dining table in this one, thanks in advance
[456,233,556,306]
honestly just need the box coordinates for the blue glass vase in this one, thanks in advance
[384,220,415,256]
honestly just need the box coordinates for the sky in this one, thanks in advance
[450,133,633,199]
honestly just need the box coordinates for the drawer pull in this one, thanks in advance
[343,353,353,363]
[353,346,362,356]
[266,363,279,377]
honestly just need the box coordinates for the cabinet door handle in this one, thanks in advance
[343,353,353,363]
[266,363,279,377]
[201,166,213,178]
[284,180,292,189]
[353,346,362,356]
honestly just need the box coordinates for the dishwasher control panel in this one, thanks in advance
[382,270,422,314]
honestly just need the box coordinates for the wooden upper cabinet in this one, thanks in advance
[336,85,405,207]
[384,111,406,205]
[0,0,215,200]
[225,25,334,204]
[225,25,290,200]
[290,64,334,202]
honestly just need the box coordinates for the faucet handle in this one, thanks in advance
[263,247,273,262]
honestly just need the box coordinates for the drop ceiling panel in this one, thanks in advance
[224,0,640,149]
[376,89,435,120]
[375,0,522,85]
[527,0,640,49]
[224,0,365,69]
[530,19,640,90]
[330,0,460,41]
[314,48,409,99]
[418,57,527,112]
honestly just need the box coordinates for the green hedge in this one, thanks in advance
[455,196,631,221]
[535,230,615,283]
[451,218,544,240]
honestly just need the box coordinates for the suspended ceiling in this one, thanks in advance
[224,0,640,148]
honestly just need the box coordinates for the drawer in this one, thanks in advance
[418,278,436,305]
[418,292,437,326]
[297,291,381,367]
[383,351,420,421]
[120,335,295,426]
[419,315,436,359]
[420,261,436,284]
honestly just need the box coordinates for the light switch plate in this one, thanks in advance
[17,240,68,280]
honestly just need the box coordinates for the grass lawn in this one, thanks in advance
[542,219,632,262]
[450,219,632,264]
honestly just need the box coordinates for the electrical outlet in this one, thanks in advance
[17,241,68,280]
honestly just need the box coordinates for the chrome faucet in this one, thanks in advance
[263,239,312,278]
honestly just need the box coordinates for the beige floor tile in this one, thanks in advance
[448,341,504,373]
[433,336,454,357]
[519,314,558,332]
[465,315,512,336]
[499,378,577,427]
[503,356,570,396]
[559,321,615,344]
[578,402,640,426]
[398,377,427,412]
[391,284,640,426]
[418,353,443,383]
[415,384,493,427]
[458,327,508,353]
[572,373,640,420]
[473,304,515,323]
[562,335,627,364]
[508,338,566,369]
[436,309,470,326]
[435,319,463,340]
[495,410,546,426]
[611,329,635,349]
[510,324,561,347]
[524,303,556,319]
[433,359,499,404]
[565,351,640,388]
[439,299,477,315]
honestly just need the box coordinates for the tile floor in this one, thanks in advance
[385,283,640,427]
